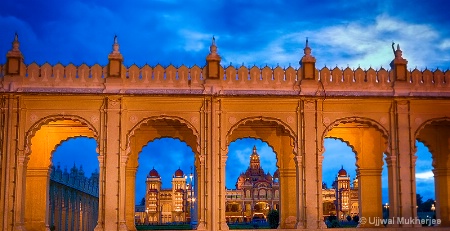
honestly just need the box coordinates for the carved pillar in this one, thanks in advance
[196,154,207,230]
[317,155,326,229]
[118,155,128,231]
[97,97,122,231]
[301,99,321,229]
[394,100,418,227]
[357,168,383,227]
[294,155,304,229]
[220,154,229,230]
[125,166,137,230]
[13,154,28,231]
[433,168,450,226]
[385,155,399,226]
[95,155,105,231]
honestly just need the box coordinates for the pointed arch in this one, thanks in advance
[126,115,200,156]
[25,114,98,155]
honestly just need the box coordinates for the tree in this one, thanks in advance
[267,209,279,229]
[353,215,359,223]
[416,194,423,211]
[140,197,145,206]
[346,215,352,222]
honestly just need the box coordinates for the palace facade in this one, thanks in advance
[224,146,280,223]
[48,164,99,231]
[134,167,195,224]
[322,167,359,220]
[135,146,359,224]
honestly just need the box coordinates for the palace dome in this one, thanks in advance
[148,167,160,178]
[338,166,347,176]
[174,168,184,177]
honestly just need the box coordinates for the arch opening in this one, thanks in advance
[323,119,389,228]
[127,117,199,230]
[226,118,295,229]
[49,137,99,231]
[25,119,97,231]
[225,138,278,227]
[415,119,450,226]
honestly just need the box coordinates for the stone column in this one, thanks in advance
[294,155,304,229]
[118,155,128,231]
[196,154,207,230]
[97,97,122,231]
[317,155,326,228]
[385,155,399,226]
[357,168,383,227]
[220,154,229,230]
[395,100,417,227]
[302,99,321,229]
[95,155,105,231]
[13,154,27,231]
[434,168,450,226]
[125,167,137,230]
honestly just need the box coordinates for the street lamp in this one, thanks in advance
[383,203,389,219]
[188,166,197,228]
[431,203,435,217]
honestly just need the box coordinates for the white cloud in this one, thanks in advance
[416,171,434,180]
[440,39,450,50]
[178,29,211,52]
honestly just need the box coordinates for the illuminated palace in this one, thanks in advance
[322,167,359,220]
[224,146,280,223]
[135,146,358,224]
[135,168,195,224]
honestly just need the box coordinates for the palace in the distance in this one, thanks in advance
[135,146,358,224]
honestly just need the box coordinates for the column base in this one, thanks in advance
[295,220,304,229]
[119,221,128,231]
[220,221,229,230]
[13,223,26,231]
[196,221,207,230]
[94,223,103,231]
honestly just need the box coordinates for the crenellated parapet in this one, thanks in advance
[1,35,449,96]
[50,164,99,197]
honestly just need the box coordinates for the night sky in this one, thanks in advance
[2,0,444,204]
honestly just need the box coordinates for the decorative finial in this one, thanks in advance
[111,34,120,54]
[306,37,309,47]
[212,36,216,46]
[14,32,18,42]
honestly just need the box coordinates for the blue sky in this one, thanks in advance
[1,0,449,69]
[3,0,443,205]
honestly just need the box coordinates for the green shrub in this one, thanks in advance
[267,209,279,229]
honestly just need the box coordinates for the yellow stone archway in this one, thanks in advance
[415,118,450,227]
[323,117,389,228]
[24,116,97,231]
[125,116,200,230]
[226,117,297,229]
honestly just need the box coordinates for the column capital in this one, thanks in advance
[318,155,325,166]
[293,155,302,166]
[385,155,397,167]
[120,155,128,164]
[356,168,383,176]
[198,154,206,166]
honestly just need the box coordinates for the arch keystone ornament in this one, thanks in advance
[0,35,449,230]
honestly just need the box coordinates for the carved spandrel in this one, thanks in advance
[396,100,409,113]
[107,97,121,109]
[303,100,315,111]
